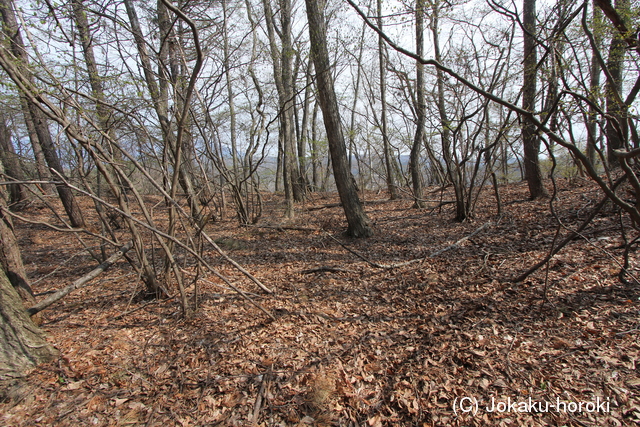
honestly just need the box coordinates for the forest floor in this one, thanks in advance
[1,179,640,426]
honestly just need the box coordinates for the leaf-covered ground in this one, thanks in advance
[2,180,639,426]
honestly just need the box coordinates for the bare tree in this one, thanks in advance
[262,0,305,218]
[410,0,426,208]
[522,0,547,199]
[586,1,603,166]
[305,0,373,237]
[123,0,203,222]
[601,0,629,165]
[377,0,399,199]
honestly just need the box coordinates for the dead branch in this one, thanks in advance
[48,180,275,316]
[306,199,394,212]
[200,233,273,294]
[307,203,342,211]
[27,241,133,316]
[301,266,355,274]
[513,178,624,282]
[251,367,271,423]
[244,223,319,232]
[327,221,492,269]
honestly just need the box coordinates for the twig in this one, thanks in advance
[251,367,271,423]
[615,328,640,337]
[179,268,263,298]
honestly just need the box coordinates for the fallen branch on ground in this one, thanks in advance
[27,241,133,316]
[301,266,356,274]
[328,221,492,269]
[512,177,626,283]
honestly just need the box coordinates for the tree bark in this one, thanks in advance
[410,0,426,208]
[304,0,373,238]
[0,187,34,305]
[586,1,602,166]
[522,0,547,199]
[0,113,26,206]
[0,265,57,388]
[603,0,628,165]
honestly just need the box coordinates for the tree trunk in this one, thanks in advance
[378,0,398,200]
[0,113,26,206]
[222,0,240,190]
[410,0,426,208]
[586,1,602,166]
[0,265,57,389]
[603,0,628,165]
[305,0,373,238]
[297,56,312,188]
[0,187,34,305]
[311,101,320,190]
[0,0,85,227]
[124,0,202,221]
[262,0,304,218]
[22,106,54,195]
[430,1,467,220]
[522,0,547,199]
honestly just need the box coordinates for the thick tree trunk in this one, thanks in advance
[0,265,57,388]
[522,0,547,199]
[305,0,373,238]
